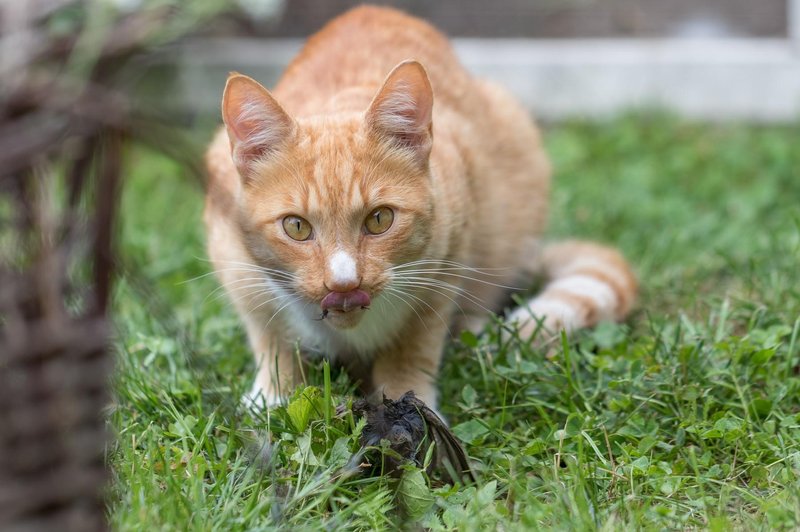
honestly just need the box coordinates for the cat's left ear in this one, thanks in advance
[366,60,433,164]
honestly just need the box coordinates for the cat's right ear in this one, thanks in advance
[221,74,295,177]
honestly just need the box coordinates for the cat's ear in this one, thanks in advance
[366,60,433,163]
[222,73,295,176]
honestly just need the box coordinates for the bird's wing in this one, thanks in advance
[405,394,476,485]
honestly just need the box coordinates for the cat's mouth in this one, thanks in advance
[321,289,371,313]
[318,288,372,329]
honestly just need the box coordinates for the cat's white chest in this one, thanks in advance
[282,292,411,360]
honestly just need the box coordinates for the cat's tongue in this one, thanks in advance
[321,289,371,313]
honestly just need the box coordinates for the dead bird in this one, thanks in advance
[352,392,475,485]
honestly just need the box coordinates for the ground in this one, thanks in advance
[108,114,800,530]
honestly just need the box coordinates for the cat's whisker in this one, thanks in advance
[249,290,298,316]
[180,269,229,284]
[204,280,268,306]
[206,283,283,309]
[299,299,316,323]
[206,275,274,293]
[393,270,522,290]
[393,272,475,293]
[391,274,491,308]
[392,279,471,317]
[391,278,493,316]
[203,276,295,306]
[193,256,303,329]
[398,290,452,336]
[390,259,503,270]
[392,262,505,274]
[263,295,303,330]
[217,276,294,291]
[197,258,299,282]
[214,285,275,313]
[376,295,388,315]
[184,267,297,288]
[188,259,298,309]
[392,269,511,283]
[388,258,512,276]
[376,291,400,316]
[394,266,508,276]
[386,284,451,336]
[214,263,293,275]
[382,287,429,332]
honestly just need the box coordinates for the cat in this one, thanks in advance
[204,5,637,412]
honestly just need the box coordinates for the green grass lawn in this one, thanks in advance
[108,115,800,530]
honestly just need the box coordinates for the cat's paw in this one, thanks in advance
[504,301,569,347]
[242,382,285,412]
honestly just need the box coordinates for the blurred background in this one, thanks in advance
[239,0,789,37]
[1,1,798,530]
[180,0,800,121]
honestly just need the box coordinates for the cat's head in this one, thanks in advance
[221,61,435,329]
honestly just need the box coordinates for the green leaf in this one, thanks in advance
[461,385,477,407]
[328,436,351,469]
[290,432,320,466]
[659,479,675,496]
[713,416,742,434]
[452,419,489,444]
[638,435,658,454]
[397,467,434,519]
[702,428,723,439]
[563,413,584,438]
[750,347,776,365]
[287,386,321,433]
[516,360,539,375]
[680,385,700,402]
[460,330,478,347]
[590,321,626,349]
[750,465,769,484]
[522,438,547,456]
[707,515,732,532]
[675,427,686,446]
[631,456,649,474]
[167,415,197,438]
[749,398,773,418]
[476,480,497,507]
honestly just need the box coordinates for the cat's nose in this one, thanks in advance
[325,277,360,294]
[321,288,371,313]
[324,250,361,294]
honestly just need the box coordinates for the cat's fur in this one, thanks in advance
[204,6,637,411]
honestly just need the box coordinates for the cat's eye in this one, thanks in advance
[282,215,313,241]
[364,206,394,235]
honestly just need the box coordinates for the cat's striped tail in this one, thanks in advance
[507,240,637,340]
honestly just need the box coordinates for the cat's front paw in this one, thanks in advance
[242,382,285,412]
[505,300,569,345]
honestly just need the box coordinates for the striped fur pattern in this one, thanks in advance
[204,6,636,411]
[507,241,637,341]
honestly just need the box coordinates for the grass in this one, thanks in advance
[108,114,800,530]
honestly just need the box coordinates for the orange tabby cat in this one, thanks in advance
[204,6,636,411]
